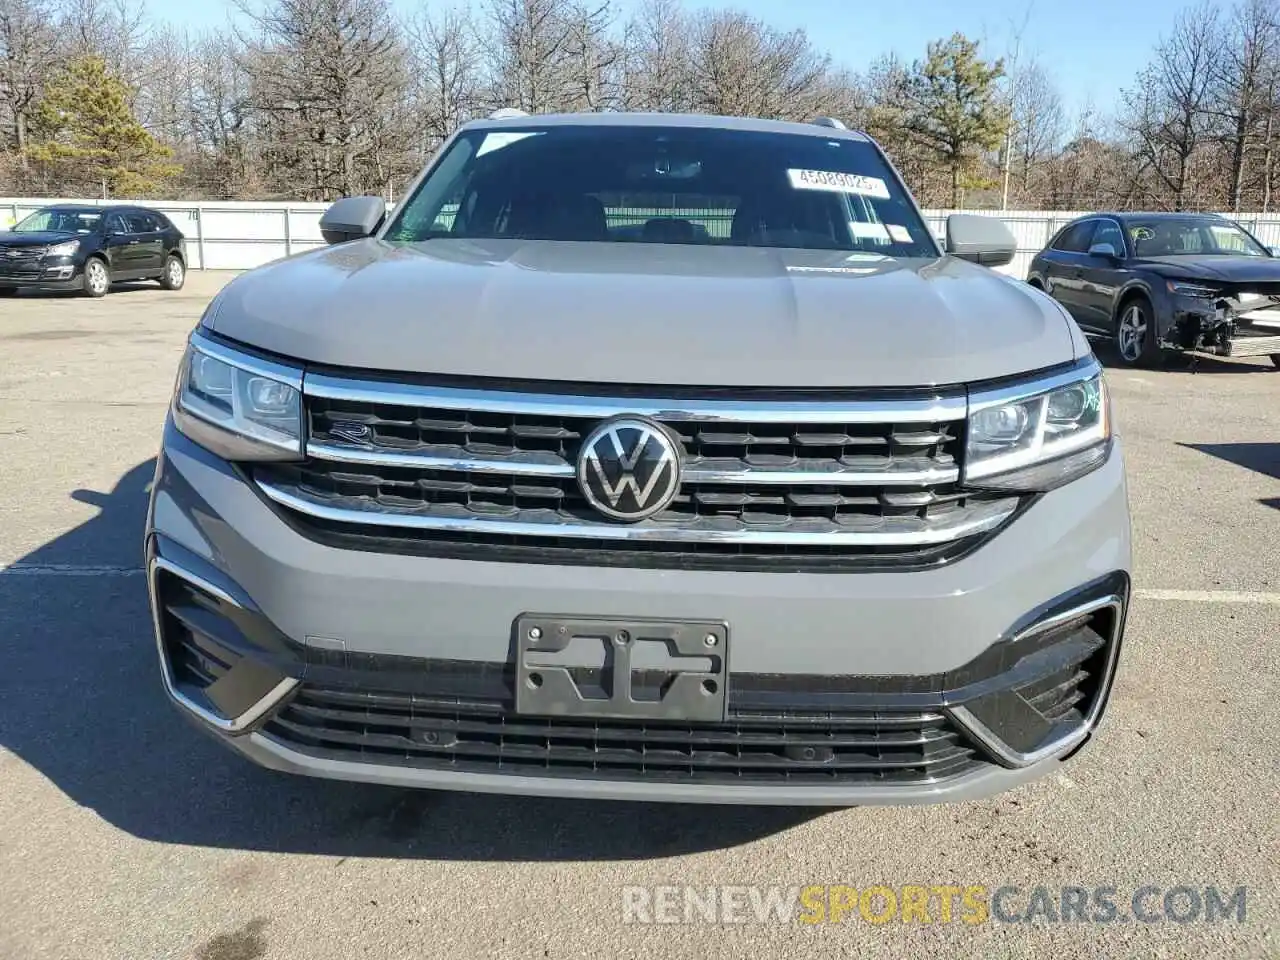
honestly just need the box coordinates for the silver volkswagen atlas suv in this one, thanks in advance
[144,111,1131,806]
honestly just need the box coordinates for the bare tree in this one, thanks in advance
[237,0,411,200]
[1010,60,1064,197]
[59,0,149,86]
[485,0,579,113]
[134,25,192,144]
[1123,3,1223,210]
[865,53,943,199]
[996,4,1033,210]
[1262,59,1280,209]
[187,32,255,197]
[1210,0,1280,212]
[560,2,620,111]
[684,9,829,119]
[406,5,483,154]
[620,0,689,111]
[0,0,58,159]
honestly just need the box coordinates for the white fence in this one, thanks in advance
[0,197,335,270]
[7,197,1280,278]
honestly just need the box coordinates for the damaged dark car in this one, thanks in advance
[1028,212,1280,368]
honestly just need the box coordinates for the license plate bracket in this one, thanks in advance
[513,614,728,722]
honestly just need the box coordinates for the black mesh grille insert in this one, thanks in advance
[310,395,962,469]
[261,460,995,528]
[263,686,983,785]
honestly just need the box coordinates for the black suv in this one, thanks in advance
[0,204,188,298]
[1028,212,1280,368]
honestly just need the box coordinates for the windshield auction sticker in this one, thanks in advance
[788,169,891,199]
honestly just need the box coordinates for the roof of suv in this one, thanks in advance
[1082,211,1229,222]
[463,110,871,142]
[42,203,164,214]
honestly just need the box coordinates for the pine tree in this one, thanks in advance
[900,34,1008,207]
[26,55,181,197]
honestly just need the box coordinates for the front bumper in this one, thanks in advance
[145,421,1133,805]
[0,257,78,287]
[1169,295,1280,357]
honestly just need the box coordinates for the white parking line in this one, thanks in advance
[1,562,1278,606]
[1133,588,1280,605]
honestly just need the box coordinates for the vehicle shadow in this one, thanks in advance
[1181,441,1280,513]
[1093,343,1275,374]
[1181,441,1280,483]
[5,281,161,299]
[0,459,823,862]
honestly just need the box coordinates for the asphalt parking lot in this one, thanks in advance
[0,271,1276,960]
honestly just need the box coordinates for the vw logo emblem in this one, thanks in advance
[577,416,682,522]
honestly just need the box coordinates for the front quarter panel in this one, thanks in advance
[1111,272,1170,336]
[1027,253,1049,287]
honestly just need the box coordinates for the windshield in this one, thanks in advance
[12,208,103,234]
[384,125,939,257]
[1128,218,1270,257]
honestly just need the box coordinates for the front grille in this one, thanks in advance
[310,394,963,474]
[0,245,46,260]
[263,686,982,785]
[248,368,1023,570]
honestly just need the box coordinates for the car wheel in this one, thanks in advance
[1114,298,1165,368]
[160,255,185,291]
[82,258,110,298]
[1270,354,1280,369]
[0,286,16,297]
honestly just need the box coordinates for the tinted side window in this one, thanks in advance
[1092,219,1125,255]
[1052,221,1096,253]
[124,213,155,233]
[106,213,129,235]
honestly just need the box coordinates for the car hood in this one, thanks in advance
[0,231,79,247]
[207,239,1081,388]
[1135,255,1280,283]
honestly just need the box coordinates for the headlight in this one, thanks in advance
[172,332,303,461]
[46,239,79,256]
[1167,280,1218,298]
[965,362,1111,492]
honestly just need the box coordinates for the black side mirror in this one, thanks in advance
[944,214,1017,267]
[320,196,387,245]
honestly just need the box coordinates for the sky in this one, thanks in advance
[146,0,1193,119]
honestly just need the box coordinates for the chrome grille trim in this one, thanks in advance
[0,244,47,260]
[289,372,1003,554]
[306,440,960,486]
[303,372,967,424]
[307,441,576,477]
[256,480,1019,546]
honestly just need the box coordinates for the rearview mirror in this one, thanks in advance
[944,214,1016,267]
[320,196,386,245]
[1088,242,1120,260]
